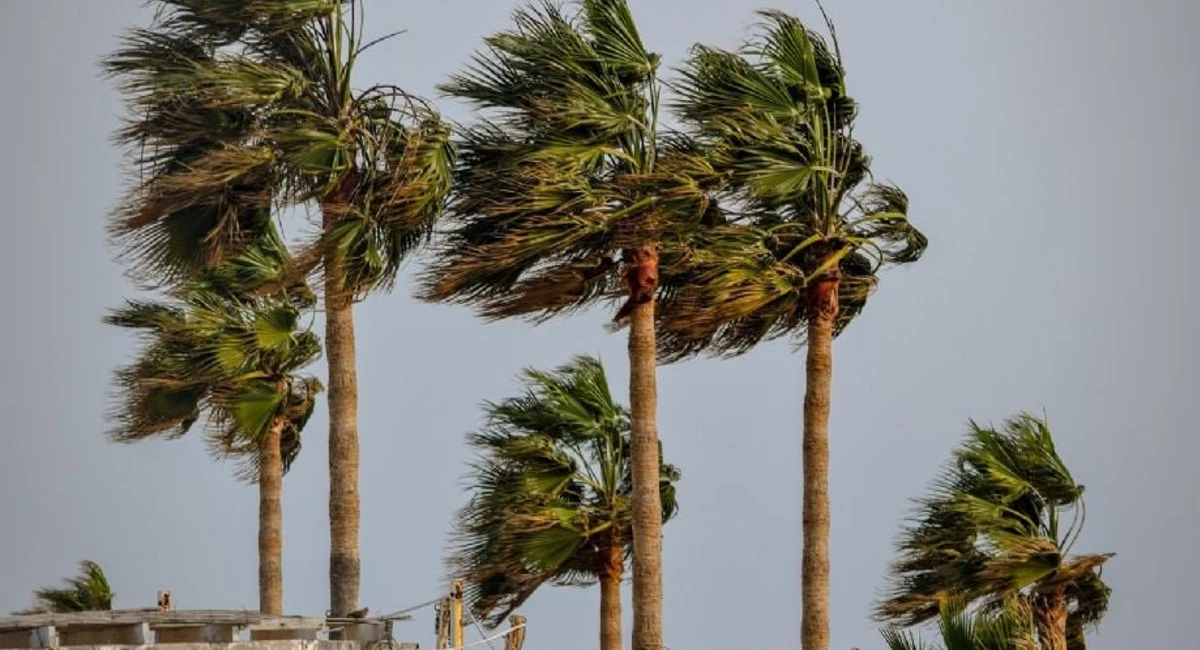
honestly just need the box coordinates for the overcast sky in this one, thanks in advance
[1,1,1197,649]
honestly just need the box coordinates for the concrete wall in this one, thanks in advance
[9,642,396,650]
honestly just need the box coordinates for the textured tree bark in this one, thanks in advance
[627,247,662,650]
[259,417,286,616]
[801,274,838,650]
[599,543,624,650]
[324,198,361,618]
[1036,591,1069,650]
[1066,613,1087,650]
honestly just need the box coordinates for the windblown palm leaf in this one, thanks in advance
[105,233,322,482]
[877,414,1113,650]
[657,10,927,359]
[16,561,114,615]
[448,355,679,630]
[105,0,454,294]
[880,600,1038,650]
[421,0,716,320]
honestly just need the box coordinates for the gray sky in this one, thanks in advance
[1,1,1197,649]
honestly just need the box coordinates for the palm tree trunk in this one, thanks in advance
[801,273,838,650]
[626,246,663,650]
[599,543,624,650]
[324,196,361,618]
[1035,591,1068,650]
[259,416,286,616]
[1066,614,1086,650]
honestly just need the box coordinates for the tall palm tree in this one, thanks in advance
[105,244,322,616]
[880,601,1038,650]
[655,11,927,649]
[876,414,1113,650]
[421,3,715,647]
[103,0,455,615]
[448,356,679,650]
[16,561,114,615]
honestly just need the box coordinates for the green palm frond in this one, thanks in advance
[880,599,1038,650]
[657,9,925,361]
[209,374,323,482]
[106,242,322,483]
[448,355,679,627]
[17,561,114,615]
[421,0,716,321]
[876,414,1113,648]
[106,0,454,295]
[151,0,343,45]
[185,225,314,306]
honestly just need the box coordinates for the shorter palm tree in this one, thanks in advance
[447,355,680,650]
[105,251,321,616]
[105,2,456,613]
[17,561,114,614]
[877,414,1112,650]
[881,601,1038,650]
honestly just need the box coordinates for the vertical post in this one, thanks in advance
[504,615,526,650]
[435,597,450,650]
[452,581,464,650]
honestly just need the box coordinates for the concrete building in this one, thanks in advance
[0,610,416,650]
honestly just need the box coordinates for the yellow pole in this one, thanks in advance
[452,581,464,650]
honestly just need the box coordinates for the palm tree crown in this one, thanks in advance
[881,601,1038,650]
[104,242,322,482]
[421,0,715,320]
[104,0,455,294]
[448,355,679,627]
[17,561,114,615]
[877,414,1112,650]
[658,10,927,358]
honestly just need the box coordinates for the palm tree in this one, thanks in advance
[448,355,679,650]
[105,243,322,616]
[16,561,114,614]
[655,11,928,649]
[421,3,715,648]
[876,414,1113,650]
[103,0,455,615]
[880,601,1038,650]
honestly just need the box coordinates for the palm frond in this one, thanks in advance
[17,561,114,615]
[447,355,678,627]
[657,9,925,361]
[423,0,717,322]
[107,0,453,295]
[106,242,322,484]
[876,413,1113,649]
[879,599,1038,650]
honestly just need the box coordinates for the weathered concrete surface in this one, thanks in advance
[152,626,238,644]
[12,642,387,650]
[0,612,414,650]
[0,611,411,650]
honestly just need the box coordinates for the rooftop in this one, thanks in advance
[0,609,415,650]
